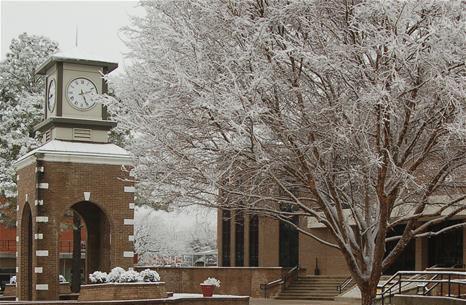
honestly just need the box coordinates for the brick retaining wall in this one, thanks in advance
[135,267,284,298]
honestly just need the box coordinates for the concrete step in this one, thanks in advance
[276,275,346,300]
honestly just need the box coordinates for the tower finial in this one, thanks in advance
[75,25,78,47]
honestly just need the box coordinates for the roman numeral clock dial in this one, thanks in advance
[66,78,98,110]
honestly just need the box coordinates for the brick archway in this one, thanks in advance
[66,201,112,279]
[18,202,33,300]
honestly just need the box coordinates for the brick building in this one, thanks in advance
[218,206,466,275]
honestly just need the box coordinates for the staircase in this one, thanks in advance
[276,275,348,300]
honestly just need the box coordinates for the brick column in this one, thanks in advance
[244,214,250,267]
[463,226,466,268]
[259,216,279,266]
[230,212,236,267]
[216,209,223,266]
[415,237,429,270]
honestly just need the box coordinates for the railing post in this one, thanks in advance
[399,274,402,294]
[448,274,451,297]
[440,274,443,296]
[381,286,385,305]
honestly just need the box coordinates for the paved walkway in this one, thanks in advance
[250,299,352,305]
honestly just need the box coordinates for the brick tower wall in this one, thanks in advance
[16,160,135,301]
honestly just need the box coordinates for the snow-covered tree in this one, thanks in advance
[112,1,465,304]
[0,33,58,224]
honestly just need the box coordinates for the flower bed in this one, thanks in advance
[79,282,167,301]
[80,267,166,301]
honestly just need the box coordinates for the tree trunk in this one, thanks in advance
[71,212,81,293]
[360,282,377,305]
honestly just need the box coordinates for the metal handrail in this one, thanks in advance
[260,265,299,298]
[337,275,353,294]
[378,270,466,305]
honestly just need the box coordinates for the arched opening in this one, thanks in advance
[19,203,33,300]
[58,201,111,292]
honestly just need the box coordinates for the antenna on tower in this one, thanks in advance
[75,25,78,47]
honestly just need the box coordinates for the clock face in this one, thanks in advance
[66,78,98,110]
[47,79,56,112]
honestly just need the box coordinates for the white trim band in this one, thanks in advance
[35,200,44,206]
[35,233,44,240]
[123,251,134,258]
[36,250,49,257]
[37,183,49,189]
[34,267,43,273]
[124,186,135,193]
[36,284,48,291]
[124,219,134,225]
[36,216,49,223]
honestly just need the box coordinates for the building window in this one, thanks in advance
[235,211,244,266]
[249,215,259,267]
[221,210,231,266]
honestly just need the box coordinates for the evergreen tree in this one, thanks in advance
[0,33,58,224]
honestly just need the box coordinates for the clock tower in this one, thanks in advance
[14,51,135,301]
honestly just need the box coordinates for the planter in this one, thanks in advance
[79,282,167,301]
[201,284,215,297]
[3,284,15,297]
[59,282,71,295]
[3,283,70,297]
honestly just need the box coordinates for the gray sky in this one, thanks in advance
[1,0,145,72]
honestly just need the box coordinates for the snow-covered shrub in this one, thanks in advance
[59,275,66,283]
[89,271,108,284]
[202,277,221,287]
[9,276,16,285]
[108,267,125,283]
[118,269,142,283]
[140,269,160,282]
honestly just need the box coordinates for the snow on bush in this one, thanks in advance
[201,277,221,287]
[108,267,125,283]
[118,269,142,283]
[140,269,160,282]
[59,275,66,283]
[89,267,162,284]
[9,276,16,284]
[89,271,108,283]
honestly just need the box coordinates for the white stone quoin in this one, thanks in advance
[84,192,91,201]
[36,250,49,257]
[36,284,48,291]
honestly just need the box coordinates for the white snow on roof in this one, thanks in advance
[51,48,118,64]
[16,140,131,164]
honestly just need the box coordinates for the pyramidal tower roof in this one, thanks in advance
[36,48,118,75]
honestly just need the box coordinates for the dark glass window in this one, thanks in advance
[221,210,231,266]
[235,211,244,266]
[428,221,463,268]
[249,215,259,267]
[279,216,299,267]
